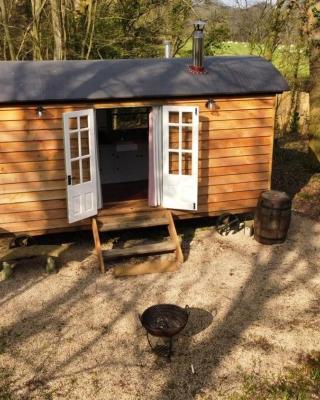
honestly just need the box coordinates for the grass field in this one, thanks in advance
[179,40,309,80]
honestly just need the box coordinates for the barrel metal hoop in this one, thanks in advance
[260,204,291,211]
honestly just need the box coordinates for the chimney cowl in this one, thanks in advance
[194,20,206,31]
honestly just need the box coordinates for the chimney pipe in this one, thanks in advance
[163,40,172,58]
[190,20,206,74]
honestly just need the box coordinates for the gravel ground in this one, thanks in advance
[0,213,319,400]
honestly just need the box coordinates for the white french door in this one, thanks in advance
[162,106,199,211]
[63,109,98,223]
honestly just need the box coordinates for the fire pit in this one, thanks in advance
[140,304,189,360]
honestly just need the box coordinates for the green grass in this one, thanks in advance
[226,353,320,400]
[296,192,318,201]
[179,40,309,80]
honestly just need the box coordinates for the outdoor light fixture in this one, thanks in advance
[37,105,44,117]
[206,99,216,110]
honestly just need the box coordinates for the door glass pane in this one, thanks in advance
[182,112,193,124]
[169,112,179,124]
[169,126,179,149]
[80,116,88,129]
[71,160,80,185]
[181,153,192,175]
[169,152,179,175]
[82,157,91,183]
[81,130,89,156]
[70,132,79,158]
[182,126,192,150]
[69,117,78,130]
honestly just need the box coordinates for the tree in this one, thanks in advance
[0,0,16,59]
[31,0,44,60]
[51,0,66,59]
[204,11,230,55]
[308,1,320,137]
[0,0,222,61]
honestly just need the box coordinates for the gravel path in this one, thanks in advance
[0,213,319,399]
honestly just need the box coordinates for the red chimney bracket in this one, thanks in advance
[188,65,207,74]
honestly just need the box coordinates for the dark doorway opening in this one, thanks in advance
[96,107,150,203]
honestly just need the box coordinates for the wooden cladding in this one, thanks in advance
[0,140,65,152]
[0,149,64,163]
[200,118,273,130]
[0,170,66,184]
[0,130,63,142]
[0,118,64,131]
[165,96,274,222]
[199,172,270,186]
[93,97,275,111]
[0,160,65,174]
[0,104,71,234]
[0,95,275,234]
[0,190,66,205]
[209,136,272,148]
[203,127,273,139]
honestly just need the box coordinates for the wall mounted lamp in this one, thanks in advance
[36,105,44,117]
[206,99,216,110]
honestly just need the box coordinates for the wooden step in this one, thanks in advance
[92,210,183,275]
[99,199,149,216]
[97,211,169,232]
[102,240,176,260]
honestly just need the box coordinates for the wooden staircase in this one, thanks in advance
[91,209,183,276]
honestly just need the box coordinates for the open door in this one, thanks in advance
[63,109,98,223]
[162,106,199,211]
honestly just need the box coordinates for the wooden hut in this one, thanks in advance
[0,52,288,273]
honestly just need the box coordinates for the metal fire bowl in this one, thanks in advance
[140,304,189,338]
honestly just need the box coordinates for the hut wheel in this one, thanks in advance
[215,213,241,236]
[9,234,35,249]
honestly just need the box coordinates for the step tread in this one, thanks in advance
[97,215,169,232]
[102,240,176,260]
[98,209,167,219]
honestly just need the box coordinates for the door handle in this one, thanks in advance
[67,175,72,185]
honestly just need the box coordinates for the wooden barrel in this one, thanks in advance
[254,190,291,245]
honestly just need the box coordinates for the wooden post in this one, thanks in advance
[92,217,105,273]
[166,211,184,263]
[1,262,12,280]
[46,256,57,273]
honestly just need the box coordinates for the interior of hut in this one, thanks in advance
[96,107,151,203]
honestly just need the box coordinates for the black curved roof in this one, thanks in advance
[0,56,288,104]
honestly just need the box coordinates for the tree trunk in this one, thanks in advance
[80,0,97,59]
[0,0,16,59]
[60,0,67,58]
[309,1,320,136]
[51,0,66,59]
[31,0,43,60]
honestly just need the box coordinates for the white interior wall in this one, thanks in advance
[96,109,148,185]
[99,144,148,184]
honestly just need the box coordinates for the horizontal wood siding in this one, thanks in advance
[196,96,274,215]
[0,104,88,235]
[0,96,275,235]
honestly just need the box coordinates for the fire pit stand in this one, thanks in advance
[139,304,189,360]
